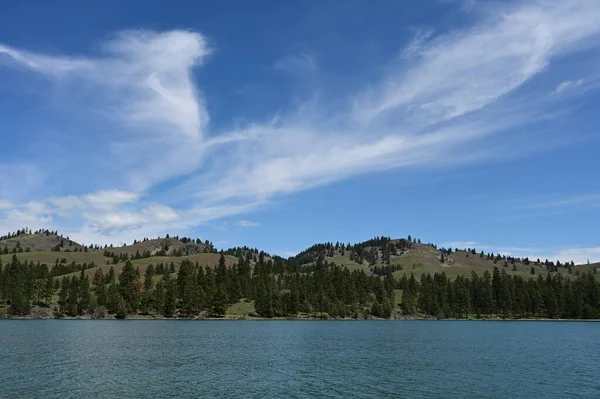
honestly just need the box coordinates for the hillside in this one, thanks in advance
[2,230,596,281]
[59,253,241,282]
[102,237,214,258]
[0,229,85,252]
[1,229,599,321]
[288,236,595,281]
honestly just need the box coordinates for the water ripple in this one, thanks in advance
[0,320,599,398]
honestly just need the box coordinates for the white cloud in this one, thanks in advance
[86,212,146,231]
[0,200,12,210]
[0,30,210,192]
[356,1,600,123]
[554,79,584,93]
[0,202,55,234]
[442,240,600,264]
[0,164,44,202]
[84,190,140,211]
[544,247,600,265]
[442,241,479,249]
[518,193,600,210]
[274,53,317,75]
[189,0,600,210]
[143,204,180,223]
[47,190,140,216]
[235,220,261,228]
[277,251,298,258]
[506,246,600,265]
[211,224,227,232]
[1,1,600,245]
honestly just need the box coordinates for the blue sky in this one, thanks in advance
[1,0,599,263]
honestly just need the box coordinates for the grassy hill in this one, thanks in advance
[2,231,597,282]
[103,237,213,257]
[58,252,241,281]
[2,230,598,320]
[0,231,85,252]
[289,237,598,281]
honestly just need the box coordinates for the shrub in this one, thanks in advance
[31,306,52,319]
[93,306,108,319]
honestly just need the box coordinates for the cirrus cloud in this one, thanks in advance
[1,0,600,249]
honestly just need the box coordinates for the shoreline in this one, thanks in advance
[2,315,599,322]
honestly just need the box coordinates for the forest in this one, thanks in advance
[1,251,599,319]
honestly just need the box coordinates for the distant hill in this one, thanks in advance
[288,235,595,281]
[2,228,599,320]
[0,230,85,253]
[102,237,214,257]
[1,229,597,282]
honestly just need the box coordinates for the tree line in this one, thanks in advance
[400,267,600,319]
[1,252,598,319]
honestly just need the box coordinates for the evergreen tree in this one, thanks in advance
[153,281,166,314]
[7,255,30,315]
[163,280,177,317]
[119,261,141,313]
[210,285,228,317]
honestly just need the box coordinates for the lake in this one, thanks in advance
[0,320,598,398]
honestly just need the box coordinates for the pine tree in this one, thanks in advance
[381,297,393,319]
[43,275,54,305]
[107,282,121,314]
[153,281,165,314]
[210,285,228,317]
[7,255,30,315]
[163,280,177,317]
[119,261,140,313]
[144,273,153,292]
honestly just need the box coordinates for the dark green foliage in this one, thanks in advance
[2,234,599,321]
[163,280,177,317]
[5,255,31,315]
[115,297,128,319]
[287,236,413,270]
[118,261,141,313]
[210,285,228,317]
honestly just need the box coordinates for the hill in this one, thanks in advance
[1,229,598,321]
[288,236,594,281]
[2,230,596,282]
[101,237,214,258]
[0,229,85,253]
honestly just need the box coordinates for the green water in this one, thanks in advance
[0,320,598,398]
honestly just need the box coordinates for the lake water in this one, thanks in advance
[0,320,598,398]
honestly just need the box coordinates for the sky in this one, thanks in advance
[0,0,599,263]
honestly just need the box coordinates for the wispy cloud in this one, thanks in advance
[1,1,600,245]
[554,79,585,93]
[276,250,298,258]
[442,241,479,249]
[0,164,43,202]
[274,53,317,75]
[0,30,210,193]
[442,240,600,264]
[235,220,261,228]
[0,200,12,210]
[519,193,600,210]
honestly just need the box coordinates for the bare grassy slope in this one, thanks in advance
[0,250,108,266]
[59,252,241,281]
[0,232,85,252]
[2,230,597,282]
[315,241,592,281]
[103,237,212,257]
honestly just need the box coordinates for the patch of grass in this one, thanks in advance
[327,254,370,273]
[392,289,404,314]
[0,250,108,266]
[226,299,256,318]
[57,253,240,281]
